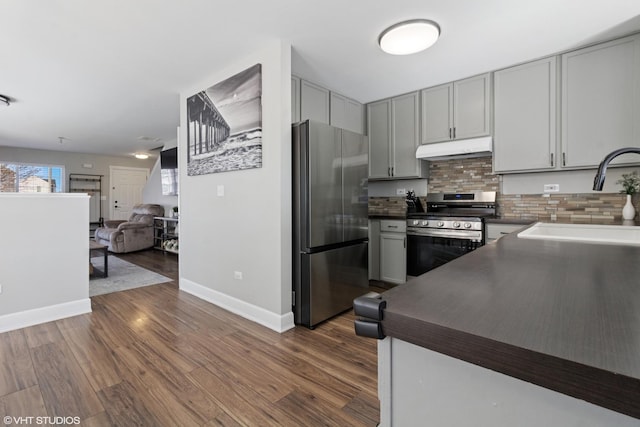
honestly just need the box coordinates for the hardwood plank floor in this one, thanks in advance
[0,250,380,426]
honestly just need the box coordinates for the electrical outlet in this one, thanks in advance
[234,271,243,280]
[396,188,406,196]
[544,184,560,192]
[217,185,225,197]
[0,284,3,294]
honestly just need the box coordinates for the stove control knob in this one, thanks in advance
[421,220,429,226]
[464,223,472,229]
[412,220,420,226]
[437,221,445,227]
[453,222,460,228]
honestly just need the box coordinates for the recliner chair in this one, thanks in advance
[94,204,164,253]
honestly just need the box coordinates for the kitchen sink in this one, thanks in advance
[517,222,640,246]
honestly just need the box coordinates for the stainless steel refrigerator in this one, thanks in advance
[292,120,369,328]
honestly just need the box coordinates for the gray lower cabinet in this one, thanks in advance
[421,73,491,144]
[367,92,426,179]
[379,220,406,284]
[561,34,640,168]
[368,219,381,280]
[493,56,558,173]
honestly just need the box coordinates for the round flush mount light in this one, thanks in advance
[378,19,440,55]
[134,153,149,160]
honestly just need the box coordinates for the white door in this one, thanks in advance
[109,166,149,220]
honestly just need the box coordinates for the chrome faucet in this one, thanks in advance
[593,147,640,190]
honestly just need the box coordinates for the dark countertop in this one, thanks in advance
[380,224,640,419]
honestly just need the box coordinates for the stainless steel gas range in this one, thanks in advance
[406,191,496,277]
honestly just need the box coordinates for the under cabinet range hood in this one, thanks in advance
[415,136,493,161]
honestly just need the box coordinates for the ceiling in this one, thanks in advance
[1,0,640,158]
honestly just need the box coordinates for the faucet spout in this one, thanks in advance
[592,147,640,191]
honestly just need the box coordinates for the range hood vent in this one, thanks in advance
[416,136,493,161]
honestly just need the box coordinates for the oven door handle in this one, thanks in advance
[407,228,482,240]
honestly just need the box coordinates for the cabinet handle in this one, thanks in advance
[391,167,394,176]
[453,127,456,139]
[562,152,566,166]
[550,153,554,167]
[388,167,391,176]
[404,237,406,248]
[449,128,452,139]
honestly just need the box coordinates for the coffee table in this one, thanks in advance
[90,240,108,278]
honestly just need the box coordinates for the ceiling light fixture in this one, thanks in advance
[378,19,440,55]
[134,153,149,160]
[0,94,10,107]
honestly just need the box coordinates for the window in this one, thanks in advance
[0,162,65,193]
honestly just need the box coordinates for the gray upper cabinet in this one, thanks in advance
[493,56,557,172]
[367,92,426,179]
[561,34,640,168]
[330,92,364,134]
[368,99,392,179]
[420,84,452,144]
[300,79,330,124]
[291,76,301,123]
[421,73,491,144]
[391,92,422,178]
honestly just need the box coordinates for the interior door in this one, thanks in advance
[109,166,149,220]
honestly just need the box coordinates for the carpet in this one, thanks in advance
[89,256,173,297]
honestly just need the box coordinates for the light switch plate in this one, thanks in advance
[217,185,225,196]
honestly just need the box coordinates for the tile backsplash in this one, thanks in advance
[369,155,638,221]
[427,156,498,193]
[498,193,636,221]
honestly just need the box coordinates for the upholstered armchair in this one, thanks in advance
[94,204,164,253]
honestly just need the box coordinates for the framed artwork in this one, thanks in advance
[186,64,262,175]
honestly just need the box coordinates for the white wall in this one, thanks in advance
[502,166,640,194]
[142,138,179,215]
[368,179,429,197]
[0,146,155,219]
[0,194,91,332]
[178,40,293,332]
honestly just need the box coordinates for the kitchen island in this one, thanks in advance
[376,224,640,426]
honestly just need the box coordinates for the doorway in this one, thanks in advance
[109,166,149,220]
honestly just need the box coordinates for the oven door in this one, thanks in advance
[407,230,482,277]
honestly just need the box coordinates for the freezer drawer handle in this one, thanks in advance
[354,319,385,339]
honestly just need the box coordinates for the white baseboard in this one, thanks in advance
[179,278,295,333]
[0,299,92,334]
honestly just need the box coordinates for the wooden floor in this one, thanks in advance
[0,250,380,426]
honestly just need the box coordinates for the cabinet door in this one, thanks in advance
[330,92,347,130]
[368,219,380,280]
[453,73,491,140]
[421,83,453,144]
[561,35,640,168]
[391,92,421,178]
[345,97,364,134]
[494,57,557,172]
[330,93,364,134]
[367,100,392,179]
[380,233,406,284]
[291,76,301,123]
[300,80,330,124]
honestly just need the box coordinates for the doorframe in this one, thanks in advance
[109,166,150,220]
